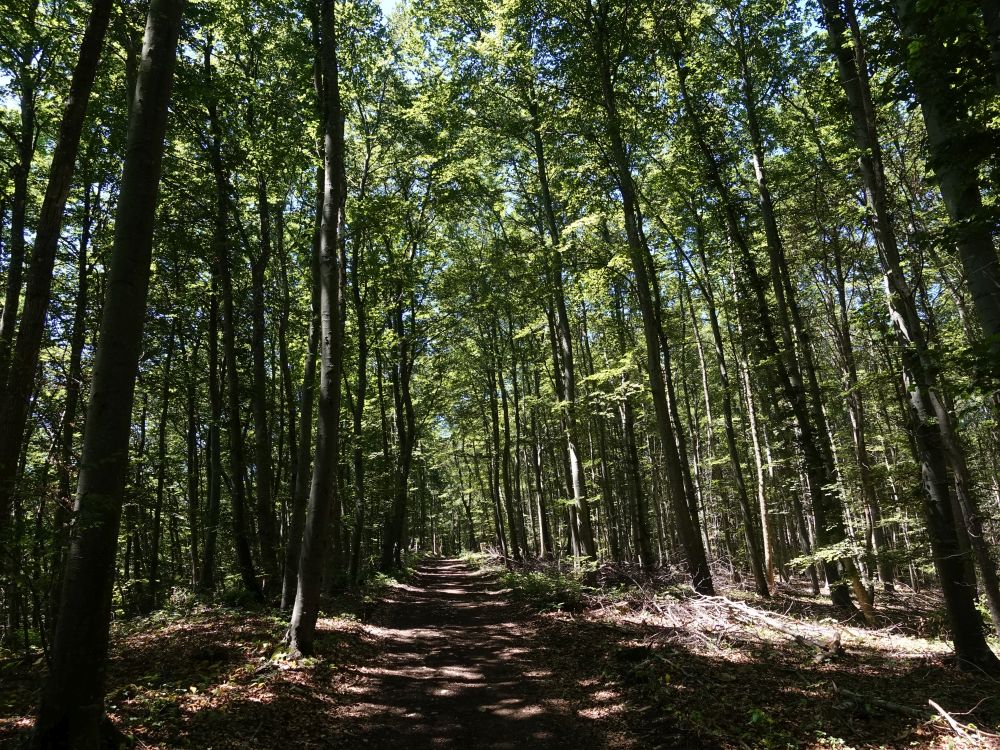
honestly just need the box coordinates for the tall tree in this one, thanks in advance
[287,0,345,656]
[0,0,114,541]
[32,0,185,741]
[820,0,1000,672]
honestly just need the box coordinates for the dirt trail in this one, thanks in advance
[341,558,637,749]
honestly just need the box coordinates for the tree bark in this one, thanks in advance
[281,170,321,610]
[820,0,999,672]
[688,234,769,595]
[49,180,94,628]
[894,0,1000,378]
[205,40,262,602]
[586,0,713,594]
[0,0,113,541]
[251,174,280,596]
[0,5,38,386]
[380,299,417,570]
[673,42,854,607]
[528,99,596,558]
[146,324,175,613]
[32,0,184,742]
[827,232,895,591]
[347,236,368,584]
[287,0,345,656]
[185,358,200,586]
[198,280,223,590]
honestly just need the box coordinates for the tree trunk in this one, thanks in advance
[205,40,262,602]
[529,370,554,557]
[380,301,417,570]
[347,243,368,584]
[287,0,345,656]
[611,282,654,569]
[275,203,295,583]
[146,325,175,613]
[586,2,713,594]
[185,364,200,586]
[498,347,523,561]
[0,0,112,541]
[894,0,1000,378]
[0,15,37,386]
[48,180,94,629]
[820,0,999,672]
[32,0,184,742]
[251,174,280,597]
[529,100,596,558]
[281,168,321,609]
[827,232,895,591]
[673,44,854,607]
[689,236,769,596]
[198,280,223,590]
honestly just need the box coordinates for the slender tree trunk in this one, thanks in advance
[205,40,262,602]
[185,366,200,585]
[587,2,713,594]
[529,370,554,557]
[484,387,510,559]
[146,325,175,613]
[611,283,654,569]
[380,301,416,570]
[281,169,321,609]
[217,187,258,598]
[32,0,185,742]
[0,0,112,541]
[251,174,280,596]
[0,21,37,386]
[689,239,769,595]
[828,234,895,591]
[498,349,523,561]
[287,0,345,655]
[820,0,999,672]
[508,321,531,558]
[50,181,93,627]
[198,281,223,590]
[674,45,855,607]
[347,264,368,583]
[275,204,296,578]
[528,102,596,558]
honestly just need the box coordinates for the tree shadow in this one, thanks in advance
[554,602,1000,748]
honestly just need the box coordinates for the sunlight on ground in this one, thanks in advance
[4,562,997,750]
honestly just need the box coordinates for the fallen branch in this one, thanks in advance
[835,685,994,746]
[928,699,975,744]
[699,596,842,657]
[831,683,926,718]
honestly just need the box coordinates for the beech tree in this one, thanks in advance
[31,0,185,742]
[1,0,999,716]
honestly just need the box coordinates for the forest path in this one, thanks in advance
[340,558,638,749]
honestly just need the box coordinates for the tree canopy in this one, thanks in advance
[3,0,1000,745]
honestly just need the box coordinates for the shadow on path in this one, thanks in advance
[338,558,630,749]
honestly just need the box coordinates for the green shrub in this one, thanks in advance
[499,569,585,612]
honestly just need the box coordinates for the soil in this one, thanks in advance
[0,558,642,749]
[338,557,639,749]
[3,557,999,749]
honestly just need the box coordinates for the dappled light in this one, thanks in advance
[3,0,1000,745]
[5,558,1000,748]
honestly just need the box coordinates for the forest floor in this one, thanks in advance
[1,557,999,749]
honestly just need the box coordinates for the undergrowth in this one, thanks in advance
[465,553,596,612]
